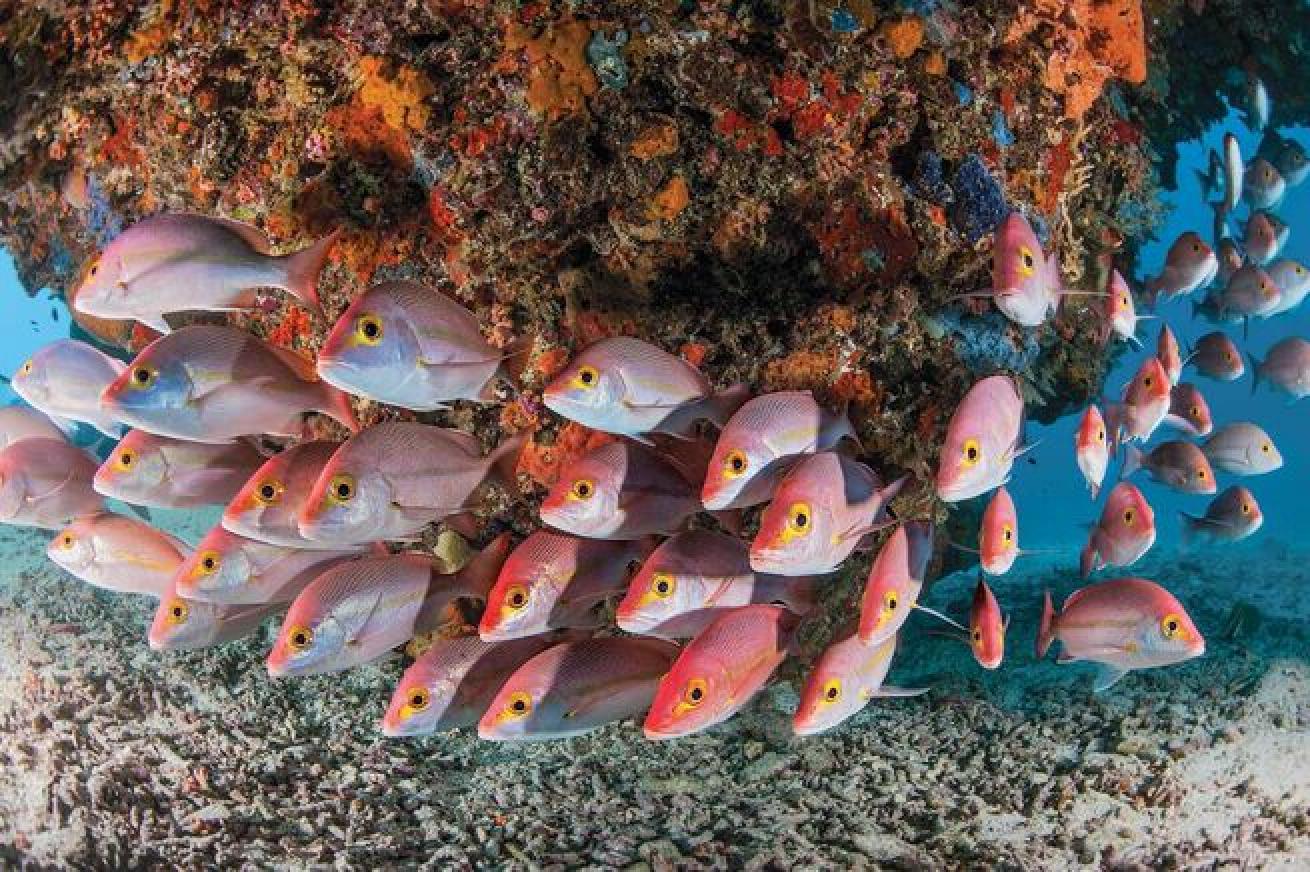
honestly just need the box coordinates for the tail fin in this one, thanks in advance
[757,575,818,614]
[486,431,528,492]
[1178,511,1200,549]
[1078,540,1097,578]
[1120,444,1144,481]
[702,383,751,429]
[454,532,513,599]
[1247,352,1262,395]
[318,384,360,434]
[1035,590,1057,658]
[279,229,341,318]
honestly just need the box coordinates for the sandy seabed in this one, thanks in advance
[1,516,1308,870]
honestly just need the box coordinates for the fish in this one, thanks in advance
[1195,148,1223,199]
[1163,383,1213,437]
[46,512,187,597]
[857,520,935,645]
[1221,133,1243,214]
[1193,265,1281,325]
[479,532,651,640]
[298,424,524,546]
[1109,358,1170,445]
[987,212,1063,327]
[935,374,1025,503]
[222,440,345,549]
[616,530,815,638]
[1216,238,1243,286]
[1122,441,1217,495]
[701,391,857,511]
[1249,336,1310,399]
[174,523,364,605]
[1244,74,1270,131]
[479,637,679,742]
[0,439,105,529]
[1035,578,1205,692]
[750,452,905,576]
[10,339,127,437]
[1201,422,1283,475]
[381,634,566,737]
[101,326,358,443]
[1180,485,1263,545]
[1079,482,1155,578]
[93,430,265,509]
[1074,405,1109,499]
[71,213,337,331]
[1275,138,1308,187]
[1265,259,1310,316]
[539,441,701,541]
[267,535,508,677]
[1145,232,1218,302]
[542,337,747,441]
[792,633,925,736]
[976,486,1022,576]
[969,576,1006,669]
[1156,324,1182,386]
[1243,158,1285,210]
[1242,211,1287,267]
[149,578,280,651]
[1104,270,1150,346]
[643,604,797,740]
[0,405,65,449]
[1186,332,1245,381]
[317,280,515,410]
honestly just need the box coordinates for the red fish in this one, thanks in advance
[1108,358,1170,445]
[1079,482,1155,577]
[977,486,1021,576]
[1163,382,1213,437]
[1250,336,1310,400]
[1122,440,1216,495]
[1105,270,1150,346]
[935,375,1025,503]
[149,578,280,651]
[1186,332,1244,382]
[1146,232,1218,302]
[857,521,935,645]
[792,632,925,736]
[969,576,1006,670]
[1180,485,1263,545]
[47,513,188,597]
[988,212,1061,327]
[0,439,104,529]
[1156,324,1182,386]
[175,523,363,605]
[94,430,265,509]
[1074,405,1109,499]
[1243,211,1282,265]
[222,440,348,549]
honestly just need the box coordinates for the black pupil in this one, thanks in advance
[364,320,379,338]
[203,557,215,570]
[172,606,183,618]
[578,484,589,496]
[90,265,97,275]
[411,693,424,706]
[1167,620,1177,633]
[826,687,838,700]
[689,687,703,701]
[260,485,275,499]
[122,454,132,465]
[337,483,351,498]
[293,632,306,645]
[973,630,981,641]
[581,371,593,384]
[656,581,669,593]
[512,699,526,712]
[1005,530,1012,541]
[134,369,149,383]
[731,455,744,471]
[1022,253,1033,268]
[511,592,525,606]
[795,513,807,527]
[889,597,897,609]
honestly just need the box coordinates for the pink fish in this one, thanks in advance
[1216,239,1243,285]
[857,521,935,645]
[1243,157,1285,209]
[750,452,905,576]
[299,424,524,546]
[480,637,679,741]
[970,576,1006,669]
[702,391,857,511]
[935,375,1025,503]
[542,337,747,440]
[0,405,64,449]
[988,212,1062,327]
[94,430,265,509]
[1074,405,1109,499]
[1250,337,1309,399]
[317,280,515,410]
[47,513,187,597]
[1163,383,1213,437]
[1265,259,1310,316]
[0,439,104,528]
[1156,324,1182,386]
[1243,211,1283,265]
[72,213,336,331]
[149,577,280,651]
[1036,578,1205,691]
[1109,358,1170,445]
[1221,134,1243,214]
[644,604,797,740]
[976,486,1020,576]
[1180,485,1263,545]
[792,632,925,736]
[1199,264,1281,322]
[479,532,651,640]
[101,326,358,443]
[222,440,346,549]
[1079,482,1155,577]
[1105,270,1150,345]
[616,530,815,638]
[267,535,508,677]
[1202,422,1283,475]
[11,339,126,437]
[1146,232,1218,302]
[1186,332,1244,382]
[174,523,363,605]
[381,634,565,737]
[540,441,700,540]
[1122,440,1216,494]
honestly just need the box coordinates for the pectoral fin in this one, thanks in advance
[1092,664,1130,693]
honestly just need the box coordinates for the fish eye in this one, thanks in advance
[1160,613,1184,639]
[403,687,431,715]
[1189,405,1199,417]
[1018,246,1035,275]
[651,571,676,598]
[822,678,841,703]
[1142,375,1153,388]
[504,691,532,718]
[723,449,748,479]
[327,474,355,504]
[58,533,75,549]
[1261,442,1272,453]
[254,479,283,505]
[1298,266,1306,275]
[682,678,707,708]
[1123,508,1135,525]
[961,438,981,466]
[1241,502,1251,515]
[287,625,313,651]
[130,367,156,389]
[196,551,221,575]
[1002,524,1014,543]
[354,314,384,345]
[885,591,899,612]
[1224,351,1235,362]
[114,449,135,471]
[1196,468,1207,480]
[972,628,982,643]
[504,584,529,610]
[573,366,599,390]
[570,478,595,501]
[89,261,99,277]
[1191,242,1201,254]
[1096,428,1105,443]
[1120,294,1129,307]
[1265,168,1273,181]
[19,359,32,376]
[786,502,811,535]
[166,600,188,625]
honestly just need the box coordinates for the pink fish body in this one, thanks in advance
[1112,357,1170,444]
[1188,332,1244,381]
[1079,482,1155,577]
[540,441,700,540]
[1216,239,1243,285]
[935,375,1024,502]
[1147,232,1218,301]
[1265,260,1310,316]
[750,452,905,576]
[1251,337,1310,399]
[0,405,64,449]
[298,423,523,545]
[793,632,925,736]
[1105,270,1145,344]
[1074,405,1109,499]
[1036,578,1205,691]
[101,326,357,443]
[644,604,797,740]
[1222,134,1243,214]
[542,337,746,439]
[47,513,187,597]
[991,212,1061,326]
[1202,422,1283,475]
[1243,211,1282,265]
[480,637,679,741]
[149,577,280,651]
[1243,158,1285,210]
[1122,440,1217,494]
[72,213,335,330]
[978,486,1019,576]
[317,280,508,410]
[617,530,814,638]
[1164,383,1213,437]
[1180,485,1263,545]
[857,521,935,645]
[970,576,1006,669]
[94,430,265,509]
[222,440,345,549]
[702,391,856,511]
[1208,264,1281,320]
[0,439,104,528]
[11,339,126,437]
[1156,324,1183,386]
[174,523,362,605]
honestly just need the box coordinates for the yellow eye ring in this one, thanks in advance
[327,474,356,505]
[166,600,189,625]
[650,571,676,599]
[113,449,135,472]
[1001,524,1014,544]
[286,625,313,651]
[354,314,384,345]
[682,678,707,708]
[884,591,899,612]
[1017,245,1035,277]
[572,365,600,390]
[58,533,75,550]
[786,502,811,535]
[503,691,532,719]
[723,449,748,479]
[961,438,981,467]
[1096,428,1105,443]
[88,259,100,278]
[1241,503,1251,515]
[254,479,284,506]
[130,367,157,390]
[1189,406,1199,417]
[19,360,32,376]
[1196,469,1207,480]
[1160,613,1185,640]
[504,584,529,611]
[401,686,431,717]
[569,478,595,501]
[195,551,221,576]
[821,678,841,704]
[1123,508,1135,526]
[1261,443,1271,454]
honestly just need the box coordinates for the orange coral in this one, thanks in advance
[630,122,679,160]
[761,350,841,394]
[124,0,177,63]
[649,176,690,221]
[267,306,313,349]
[356,56,434,131]
[516,422,614,488]
[880,17,924,60]
[503,18,598,120]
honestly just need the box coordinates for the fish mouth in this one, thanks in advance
[641,722,681,741]
[266,649,291,677]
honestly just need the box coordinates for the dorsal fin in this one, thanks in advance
[266,344,320,382]
[210,215,272,254]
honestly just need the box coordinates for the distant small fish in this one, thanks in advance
[1243,211,1285,266]
[1216,239,1243,286]
[1036,577,1204,692]
[1105,270,1150,346]
[480,637,679,741]
[223,440,345,549]
[1195,148,1223,199]
[792,632,925,736]
[1109,357,1170,445]
[543,337,747,441]
[1221,133,1243,214]
[0,439,104,529]
[975,486,1022,576]
[1186,332,1245,382]
[94,430,265,509]
[149,578,280,651]
[1202,422,1283,475]
[1079,482,1155,578]
[1163,383,1213,437]
[1244,74,1270,131]
[1275,139,1308,187]
[1197,265,1281,325]
[1122,440,1217,495]
[1264,260,1310,316]
[644,604,797,740]
[10,339,127,437]
[1074,405,1109,499]
[969,576,1006,670]
[1156,324,1182,386]
[1180,485,1263,546]
[935,375,1025,503]
[1243,158,1285,209]
[702,391,856,511]
[0,405,65,449]
[857,521,935,645]
[1249,336,1309,399]
[174,523,363,605]
[47,513,187,597]
[1146,232,1218,302]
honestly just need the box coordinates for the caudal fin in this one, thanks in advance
[454,532,513,599]
[1035,589,1057,658]
[280,229,341,318]
[1078,540,1097,578]
[702,383,751,429]
[1178,511,1200,549]
[1120,444,1144,481]
[318,384,360,434]
[1247,352,1262,395]
[757,576,818,614]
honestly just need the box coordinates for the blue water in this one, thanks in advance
[0,250,70,405]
